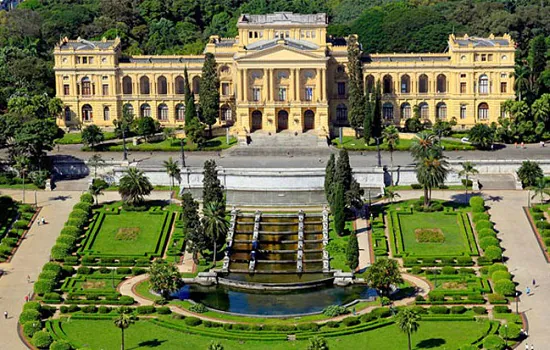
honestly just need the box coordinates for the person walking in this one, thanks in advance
[532,279,536,287]
[26,275,30,283]
[24,295,28,303]
[526,286,531,295]
[4,311,7,319]
[525,343,529,350]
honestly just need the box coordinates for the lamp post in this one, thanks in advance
[122,127,128,161]
[515,291,519,314]
[375,137,381,167]
[180,138,186,168]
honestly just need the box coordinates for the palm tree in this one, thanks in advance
[459,162,478,195]
[382,125,400,185]
[89,178,108,205]
[416,155,449,207]
[396,307,420,350]
[207,341,225,350]
[513,64,531,102]
[517,161,544,188]
[202,201,229,266]
[113,307,134,350]
[13,156,31,203]
[384,188,400,203]
[531,177,550,204]
[307,336,329,350]
[88,154,105,178]
[163,157,181,193]
[148,259,182,300]
[118,167,154,206]
[410,131,441,161]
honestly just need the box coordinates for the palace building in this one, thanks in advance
[54,12,516,138]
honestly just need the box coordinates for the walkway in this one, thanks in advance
[355,217,372,270]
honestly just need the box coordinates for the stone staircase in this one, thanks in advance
[227,131,331,157]
[476,174,517,190]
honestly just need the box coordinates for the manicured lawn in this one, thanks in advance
[398,212,469,256]
[90,212,166,255]
[90,136,237,152]
[327,219,355,272]
[333,136,475,151]
[55,131,117,144]
[58,319,489,349]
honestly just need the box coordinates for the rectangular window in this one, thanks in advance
[337,82,346,97]
[460,82,467,94]
[103,107,110,121]
[304,87,313,101]
[89,57,94,64]
[500,82,507,93]
[82,82,91,96]
[460,73,467,78]
[474,54,479,62]
[249,31,253,38]
[488,54,493,61]
[278,87,287,101]
[460,105,467,119]
[82,57,88,64]
[252,87,261,102]
[481,54,487,62]
[102,84,109,96]
[76,56,81,64]
[63,84,70,96]
[222,83,230,96]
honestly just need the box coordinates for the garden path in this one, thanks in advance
[355,217,372,270]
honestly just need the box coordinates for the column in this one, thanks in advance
[316,68,321,102]
[267,68,272,101]
[290,69,295,102]
[320,68,325,101]
[295,69,300,102]
[263,68,268,102]
[237,69,243,102]
[243,69,248,102]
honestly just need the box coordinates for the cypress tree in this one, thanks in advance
[183,67,197,125]
[332,182,346,236]
[335,150,352,192]
[202,159,225,212]
[182,193,206,263]
[363,95,373,144]
[347,35,365,138]
[372,80,382,138]
[324,153,336,205]
[346,233,359,270]
[199,53,220,137]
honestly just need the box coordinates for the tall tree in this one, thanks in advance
[199,53,220,137]
[459,162,478,195]
[13,155,30,203]
[118,167,154,206]
[468,123,494,150]
[371,80,382,138]
[89,178,108,205]
[347,35,365,138]
[384,188,400,203]
[163,157,181,193]
[332,182,346,236]
[133,116,158,142]
[182,193,206,264]
[346,232,359,270]
[324,154,336,205]
[82,125,105,151]
[363,95,373,143]
[202,159,225,212]
[113,307,135,350]
[148,259,182,300]
[382,125,400,185]
[531,177,550,204]
[183,67,196,125]
[202,200,228,266]
[416,155,449,207]
[517,161,543,188]
[88,154,105,178]
[410,131,442,161]
[365,258,403,297]
[396,308,420,350]
[115,104,134,160]
[528,35,547,95]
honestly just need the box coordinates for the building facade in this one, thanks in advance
[53,12,516,137]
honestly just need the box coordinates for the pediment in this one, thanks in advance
[236,44,326,62]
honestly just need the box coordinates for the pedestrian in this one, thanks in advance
[531,345,534,350]
[526,286,531,295]
[521,141,525,148]
[533,278,536,287]
[525,344,528,350]
[42,217,46,225]
[3,311,7,319]
[24,295,28,303]
[514,141,518,148]
[37,219,40,226]
[26,275,30,283]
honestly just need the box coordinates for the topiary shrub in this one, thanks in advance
[157,306,171,314]
[469,196,485,208]
[441,266,456,275]
[478,228,497,239]
[450,306,466,314]
[322,305,348,317]
[23,301,41,312]
[342,317,360,327]
[493,306,510,314]
[480,236,500,250]
[49,340,72,350]
[483,335,505,350]
[491,271,512,282]
[297,323,319,331]
[473,213,490,222]
[136,305,155,314]
[23,320,42,337]
[472,306,487,315]
[61,226,82,238]
[429,306,449,314]
[487,294,507,304]
[472,205,486,213]
[475,220,494,231]
[80,193,94,204]
[56,235,76,247]
[98,306,111,314]
[81,305,97,313]
[43,292,62,302]
[73,202,92,212]
[484,246,503,261]
[459,345,478,350]
[32,330,53,349]
[494,280,516,296]
[33,279,55,295]
[184,317,202,326]
[488,263,507,276]
[188,303,207,314]
[536,221,550,229]
[498,322,521,339]
[324,321,340,328]
[50,244,70,261]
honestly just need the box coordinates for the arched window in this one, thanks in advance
[478,102,489,120]
[419,74,429,93]
[436,102,447,120]
[336,104,348,121]
[103,106,110,121]
[419,103,429,120]
[140,103,151,118]
[140,76,150,95]
[400,75,410,93]
[82,104,93,121]
[81,77,91,96]
[192,76,201,94]
[220,105,232,121]
[366,75,375,93]
[64,107,71,121]
[158,104,168,121]
[122,76,132,95]
[437,74,447,93]
[383,75,393,94]
[123,103,134,116]
[157,76,167,95]
[401,103,411,119]
[383,103,394,120]
[479,75,489,94]
[175,76,185,95]
[175,104,185,121]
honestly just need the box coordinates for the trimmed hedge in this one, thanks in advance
[494,280,515,296]
[80,193,94,204]
[479,237,500,250]
[484,246,503,261]
[491,271,512,282]
[483,335,505,350]
[32,330,53,349]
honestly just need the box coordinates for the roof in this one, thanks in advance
[454,37,510,47]
[57,37,117,51]
[214,39,237,48]
[246,38,319,51]
[238,12,327,26]
[118,57,204,64]
[366,56,450,63]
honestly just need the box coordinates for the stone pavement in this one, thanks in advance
[355,217,372,270]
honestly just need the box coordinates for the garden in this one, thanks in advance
[0,195,36,262]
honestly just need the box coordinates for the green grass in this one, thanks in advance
[87,136,237,152]
[57,318,490,349]
[0,183,39,190]
[55,131,117,144]
[327,219,355,272]
[333,136,475,151]
[397,212,470,256]
[89,212,166,255]
[134,279,162,302]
